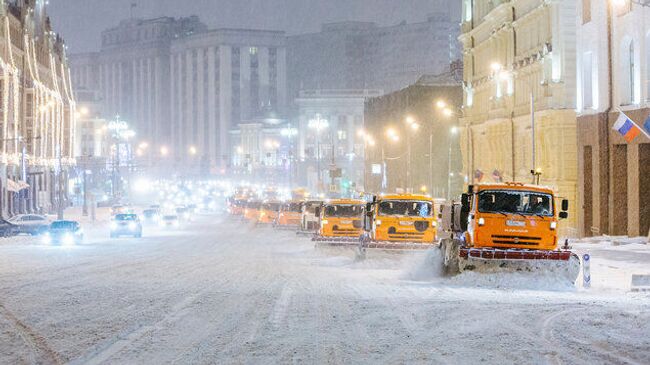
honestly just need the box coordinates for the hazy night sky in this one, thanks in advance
[47,0,456,53]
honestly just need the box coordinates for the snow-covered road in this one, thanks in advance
[0,212,648,364]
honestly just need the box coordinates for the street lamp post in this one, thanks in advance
[308,115,329,195]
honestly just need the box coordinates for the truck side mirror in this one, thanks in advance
[461,194,470,211]
[561,199,569,212]
[559,211,568,220]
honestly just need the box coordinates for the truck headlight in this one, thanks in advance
[321,219,328,225]
[478,218,485,226]
[375,220,381,226]
[550,221,557,230]
[431,221,437,227]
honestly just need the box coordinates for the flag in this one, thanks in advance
[612,113,641,143]
[643,115,650,138]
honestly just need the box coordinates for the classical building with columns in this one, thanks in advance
[70,17,287,175]
[459,0,579,235]
[0,1,76,217]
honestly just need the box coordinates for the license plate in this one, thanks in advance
[341,220,352,225]
[399,221,414,226]
[506,220,526,227]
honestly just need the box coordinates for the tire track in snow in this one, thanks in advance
[269,283,293,329]
[0,301,63,365]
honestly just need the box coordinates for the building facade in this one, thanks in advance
[170,29,287,170]
[0,0,76,217]
[576,0,650,238]
[296,89,383,196]
[459,0,579,235]
[287,3,461,103]
[364,75,463,197]
[70,18,288,175]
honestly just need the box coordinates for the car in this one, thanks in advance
[142,209,160,224]
[175,207,191,221]
[8,214,49,235]
[0,219,16,237]
[110,214,143,238]
[160,214,180,228]
[43,221,84,245]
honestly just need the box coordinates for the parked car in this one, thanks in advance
[0,219,16,237]
[8,214,49,235]
[142,209,160,224]
[43,221,84,245]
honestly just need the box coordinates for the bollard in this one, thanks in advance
[583,254,591,289]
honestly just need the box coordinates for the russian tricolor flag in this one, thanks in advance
[613,113,643,142]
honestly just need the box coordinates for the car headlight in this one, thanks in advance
[63,234,74,246]
[42,234,51,244]
[129,222,137,230]
[110,222,118,230]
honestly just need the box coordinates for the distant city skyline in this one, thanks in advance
[47,0,457,53]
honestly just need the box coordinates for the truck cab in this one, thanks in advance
[276,201,303,226]
[365,194,437,243]
[462,183,569,251]
[300,200,323,231]
[316,199,365,237]
[259,200,282,224]
[244,199,262,222]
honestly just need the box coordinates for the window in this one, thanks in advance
[582,0,591,24]
[582,52,593,109]
[620,38,637,105]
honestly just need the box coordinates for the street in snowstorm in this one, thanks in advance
[0,0,648,364]
[0,209,648,364]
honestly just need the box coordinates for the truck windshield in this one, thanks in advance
[378,201,432,217]
[262,203,281,211]
[324,205,363,218]
[478,190,554,217]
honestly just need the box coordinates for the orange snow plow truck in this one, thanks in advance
[438,183,580,283]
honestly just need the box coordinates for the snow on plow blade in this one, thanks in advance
[312,236,359,247]
[455,247,581,283]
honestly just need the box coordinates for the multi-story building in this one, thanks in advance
[459,0,579,235]
[296,89,383,196]
[287,6,461,102]
[70,17,288,174]
[576,0,650,238]
[364,74,463,197]
[0,1,76,217]
[170,29,286,170]
[69,16,207,169]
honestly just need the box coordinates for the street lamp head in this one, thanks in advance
[189,146,198,156]
[405,116,416,125]
[410,123,420,131]
[160,146,169,156]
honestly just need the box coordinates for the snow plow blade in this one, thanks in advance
[354,238,438,261]
[441,240,581,283]
[312,236,359,247]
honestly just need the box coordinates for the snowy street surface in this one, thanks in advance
[0,211,649,364]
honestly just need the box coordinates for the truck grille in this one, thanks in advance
[491,235,542,246]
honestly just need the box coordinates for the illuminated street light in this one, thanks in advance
[435,100,447,109]
[490,62,503,72]
[160,146,169,157]
[189,146,198,156]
